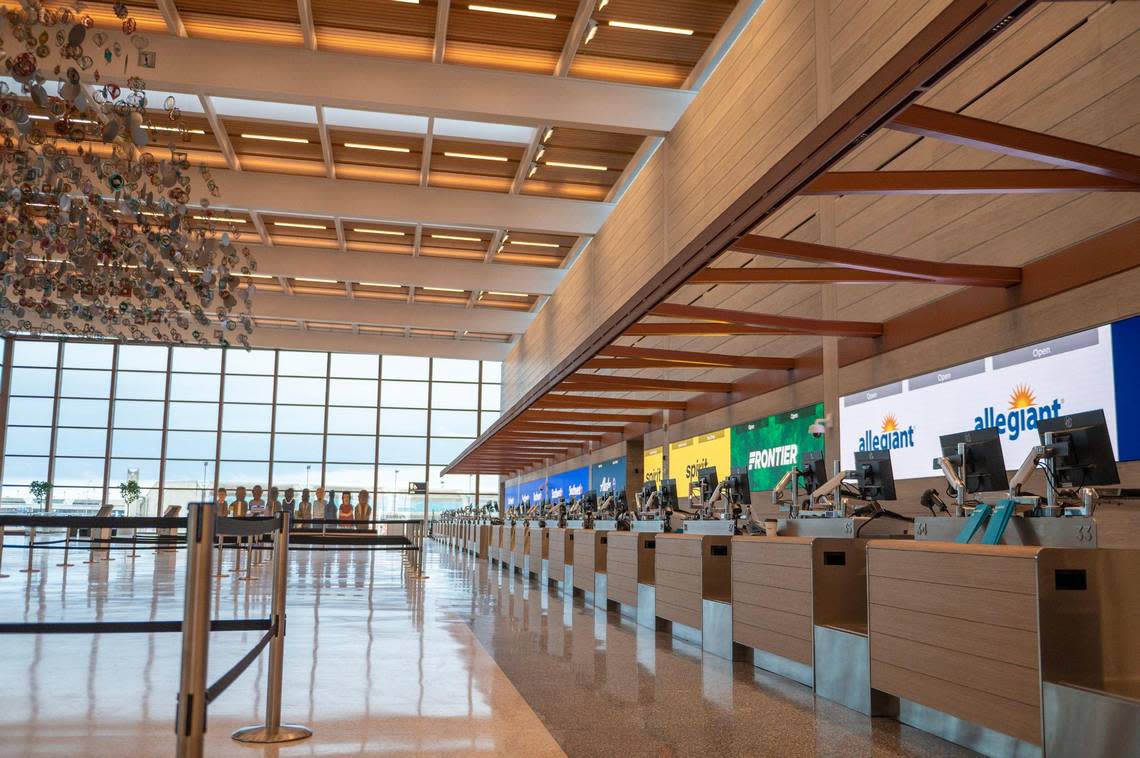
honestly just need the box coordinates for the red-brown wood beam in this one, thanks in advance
[889,104,1140,184]
[729,235,1022,287]
[521,410,655,424]
[563,374,733,393]
[535,394,688,411]
[692,267,917,284]
[598,346,796,370]
[649,303,884,337]
[507,421,624,434]
[624,323,788,337]
[496,430,606,440]
[583,358,707,369]
[804,169,1140,195]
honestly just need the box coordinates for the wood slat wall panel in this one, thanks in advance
[655,567,702,595]
[869,576,1038,631]
[735,623,813,666]
[872,660,1042,745]
[867,547,1038,594]
[529,528,548,561]
[731,583,812,618]
[732,565,811,594]
[733,600,813,641]
[548,528,572,571]
[656,596,701,629]
[869,604,1039,670]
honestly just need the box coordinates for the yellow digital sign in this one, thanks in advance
[643,446,664,485]
[669,429,731,492]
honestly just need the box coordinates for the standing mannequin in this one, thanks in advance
[233,486,248,518]
[215,487,229,518]
[355,490,371,531]
[282,487,297,515]
[299,488,312,521]
[321,488,336,521]
[248,485,267,516]
[269,486,281,513]
[338,491,353,524]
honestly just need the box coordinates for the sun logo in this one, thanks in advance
[1008,383,1037,410]
[881,413,900,433]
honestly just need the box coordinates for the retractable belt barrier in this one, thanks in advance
[0,505,312,757]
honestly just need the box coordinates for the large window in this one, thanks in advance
[0,337,502,518]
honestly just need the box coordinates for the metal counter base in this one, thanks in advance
[898,699,1041,758]
[576,574,611,611]
[813,625,894,716]
[1043,682,1140,758]
[751,649,813,688]
[656,600,741,661]
[636,584,656,629]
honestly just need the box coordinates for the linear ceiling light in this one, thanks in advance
[544,160,608,171]
[423,287,465,293]
[443,151,508,162]
[295,277,339,283]
[468,4,557,19]
[344,142,411,152]
[241,133,310,143]
[353,227,405,235]
[486,291,529,297]
[148,124,207,135]
[512,240,560,248]
[274,221,327,229]
[431,233,482,242]
[360,282,403,287]
[193,215,247,223]
[608,20,693,35]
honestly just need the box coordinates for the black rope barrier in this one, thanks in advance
[0,515,185,529]
[0,618,273,635]
[215,516,281,537]
[293,518,424,526]
[205,624,277,704]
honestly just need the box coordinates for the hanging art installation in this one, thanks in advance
[0,2,257,348]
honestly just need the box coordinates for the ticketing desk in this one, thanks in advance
[654,533,735,658]
[527,524,548,579]
[867,541,1140,758]
[572,529,610,608]
[547,527,574,591]
[606,532,657,627]
[731,536,883,713]
[490,525,503,563]
[511,523,529,572]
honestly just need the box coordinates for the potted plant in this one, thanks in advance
[119,480,141,513]
[29,480,52,511]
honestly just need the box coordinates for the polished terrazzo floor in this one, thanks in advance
[0,534,977,757]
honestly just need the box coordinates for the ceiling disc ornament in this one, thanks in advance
[0,2,258,348]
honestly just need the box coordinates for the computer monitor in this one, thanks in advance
[641,480,656,502]
[1037,410,1119,488]
[727,466,752,505]
[697,467,719,502]
[800,451,827,494]
[582,490,597,509]
[659,479,679,509]
[939,427,1009,493]
[855,450,897,501]
[614,491,628,511]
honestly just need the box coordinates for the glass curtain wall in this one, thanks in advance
[0,336,502,518]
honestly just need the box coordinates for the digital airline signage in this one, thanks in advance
[731,402,825,491]
[592,457,626,497]
[547,466,589,502]
[840,323,1129,480]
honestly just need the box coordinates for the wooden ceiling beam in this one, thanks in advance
[624,323,787,337]
[692,267,918,284]
[804,169,1140,195]
[649,303,884,337]
[597,345,795,370]
[506,421,623,434]
[731,235,1022,287]
[563,374,733,393]
[889,104,1140,184]
[535,394,688,411]
[583,357,711,369]
[521,410,655,424]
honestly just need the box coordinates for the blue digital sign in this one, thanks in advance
[1112,313,1140,462]
[547,466,589,502]
[519,477,547,507]
[592,457,626,497]
[505,482,519,509]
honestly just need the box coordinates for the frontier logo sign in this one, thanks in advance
[748,444,798,470]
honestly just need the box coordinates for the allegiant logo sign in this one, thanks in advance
[975,384,1062,441]
[748,444,798,470]
[857,413,915,451]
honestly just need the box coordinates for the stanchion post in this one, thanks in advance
[0,523,9,577]
[128,529,139,559]
[232,506,311,744]
[175,501,216,758]
[57,528,74,568]
[213,535,228,578]
[20,526,39,574]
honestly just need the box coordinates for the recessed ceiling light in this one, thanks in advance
[241,133,310,143]
[596,0,609,9]
[423,287,465,293]
[274,221,327,229]
[544,160,608,171]
[584,18,599,44]
[431,234,483,242]
[295,277,339,284]
[512,240,560,248]
[344,142,411,153]
[543,127,554,142]
[608,20,694,35]
[443,151,508,162]
[468,4,557,19]
[527,163,538,178]
[353,228,405,236]
[535,146,545,161]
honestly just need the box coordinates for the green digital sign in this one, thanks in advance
[730,402,825,491]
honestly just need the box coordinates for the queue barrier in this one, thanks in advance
[0,505,311,757]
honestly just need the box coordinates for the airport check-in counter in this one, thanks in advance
[505,524,517,567]
[546,527,574,591]
[490,525,503,563]
[572,529,611,608]
[474,524,491,559]
[511,523,529,572]
[606,532,657,628]
[527,524,548,580]
[654,533,736,659]
[866,541,1140,758]
[732,536,885,714]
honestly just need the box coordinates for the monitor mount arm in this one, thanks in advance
[935,442,969,516]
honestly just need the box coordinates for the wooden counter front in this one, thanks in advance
[547,527,574,574]
[731,537,815,668]
[654,533,732,630]
[607,532,657,607]
[573,530,608,592]
[475,525,490,559]
[528,525,549,563]
[512,523,529,564]
[490,525,502,559]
